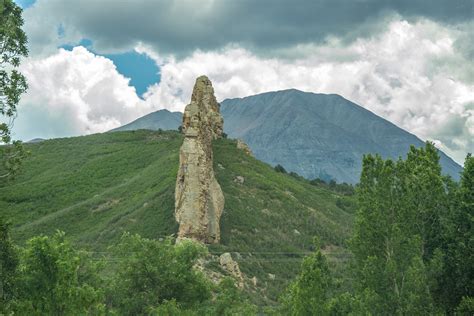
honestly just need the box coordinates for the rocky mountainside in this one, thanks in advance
[114,89,462,183]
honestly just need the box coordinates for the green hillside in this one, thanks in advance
[0,130,355,303]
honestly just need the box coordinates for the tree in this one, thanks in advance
[456,296,474,315]
[437,154,473,311]
[198,277,257,316]
[274,164,287,174]
[109,234,211,315]
[350,144,444,314]
[402,143,446,260]
[14,231,104,315]
[148,299,186,315]
[0,0,29,180]
[281,239,332,315]
[0,218,19,314]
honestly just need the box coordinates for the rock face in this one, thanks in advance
[219,253,244,288]
[175,76,225,243]
[236,139,253,156]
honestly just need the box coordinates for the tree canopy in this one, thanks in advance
[0,0,28,180]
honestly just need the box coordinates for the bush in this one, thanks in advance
[108,234,211,315]
[0,218,19,314]
[274,164,287,173]
[281,240,332,315]
[309,178,355,196]
[15,231,104,315]
[202,278,257,315]
[456,297,474,315]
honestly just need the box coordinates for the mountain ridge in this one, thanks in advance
[220,89,461,183]
[110,89,462,183]
[110,109,182,132]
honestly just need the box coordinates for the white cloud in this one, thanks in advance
[12,18,473,164]
[13,47,153,140]
[141,19,473,163]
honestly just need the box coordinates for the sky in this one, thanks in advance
[10,0,474,164]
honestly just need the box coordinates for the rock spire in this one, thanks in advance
[175,76,225,243]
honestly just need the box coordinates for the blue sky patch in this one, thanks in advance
[61,39,160,97]
[104,51,160,97]
[14,0,35,9]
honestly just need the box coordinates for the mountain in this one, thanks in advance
[111,90,462,183]
[27,138,45,143]
[1,130,355,304]
[110,109,182,132]
[220,90,462,183]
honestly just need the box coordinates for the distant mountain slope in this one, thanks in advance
[110,109,181,132]
[109,90,462,183]
[221,90,462,183]
[0,130,354,303]
[27,138,45,143]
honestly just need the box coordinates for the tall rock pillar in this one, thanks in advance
[175,76,225,243]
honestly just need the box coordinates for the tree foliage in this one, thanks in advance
[199,277,257,316]
[13,231,104,315]
[108,234,212,315]
[436,154,473,311]
[274,164,287,173]
[281,146,472,315]
[0,217,19,314]
[281,239,332,315]
[0,0,29,180]
[2,229,257,315]
[349,143,445,314]
[1,142,472,314]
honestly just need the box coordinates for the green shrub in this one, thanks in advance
[108,234,211,315]
[15,231,104,315]
[274,164,287,173]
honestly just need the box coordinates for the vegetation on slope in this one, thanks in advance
[212,138,355,301]
[0,129,356,304]
[1,130,181,249]
[281,146,472,315]
[1,223,256,315]
[1,131,471,314]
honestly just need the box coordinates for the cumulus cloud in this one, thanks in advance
[22,0,473,57]
[12,47,153,140]
[12,10,473,164]
[141,19,473,164]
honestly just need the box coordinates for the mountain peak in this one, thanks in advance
[220,91,461,183]
[111,89,462,183]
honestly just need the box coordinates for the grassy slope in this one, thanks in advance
[1,130,181,248]
[212,140,355,301]
[0,130,354,303]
